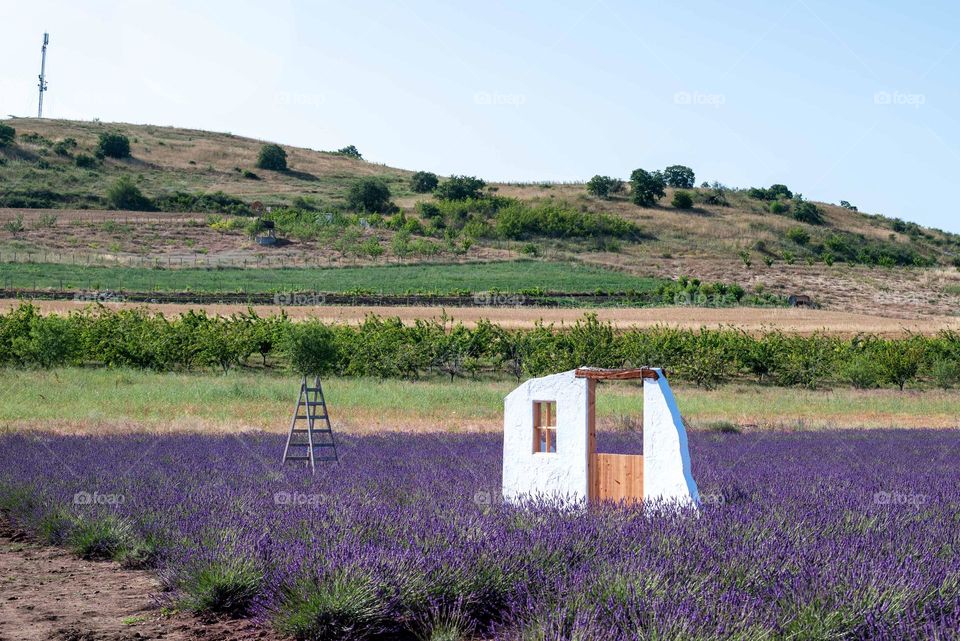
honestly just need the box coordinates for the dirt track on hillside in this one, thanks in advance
[4,299,958,336]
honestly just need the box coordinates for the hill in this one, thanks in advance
[1,117,959,318]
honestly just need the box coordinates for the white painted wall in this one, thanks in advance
[643,368,700,507]
[502,370,590,504]
[502,367,700,508]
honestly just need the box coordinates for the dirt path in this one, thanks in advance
[0,527,276,641]
[4,299,958,336]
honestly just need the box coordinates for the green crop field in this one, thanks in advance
[0,259,662,294]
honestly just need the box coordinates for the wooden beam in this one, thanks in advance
[574,367,660,381]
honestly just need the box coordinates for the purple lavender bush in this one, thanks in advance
[1,429,958,639]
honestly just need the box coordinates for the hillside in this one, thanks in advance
[1,117,959,318]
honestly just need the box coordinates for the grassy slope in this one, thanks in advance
[0,260,663,294]
[3,117,956,267]
[1,368,956,432]
[2,118,959,316]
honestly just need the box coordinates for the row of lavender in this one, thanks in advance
[1,430,959,639]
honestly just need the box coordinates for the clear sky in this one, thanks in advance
[2,0,958,231]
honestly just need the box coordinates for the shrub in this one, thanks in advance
[629,169,665,206]
[769,201,788,215]
[410,171,439,193]
[347,178,394,213]
[586,175,616,199]
[69,516,134,561]
[257,144,288,171]
[786,227,810,245]
[0,123,15,146]
[3,214,24,234]
[671,191,693,210]
[434,175,486,201]
[97,132,131,159]
[495,202,642,240]
[242,169,259,180]
[793,201,824,225]
[273,572,386,641]
[180,558,263,618]
[336,145,362,159]
[663,165,695,189]
[106,176,153,211]
[74,154,97,169]
[285,322,338,376]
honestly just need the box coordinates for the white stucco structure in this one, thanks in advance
[501,367,699,507]
[502,370,591,503]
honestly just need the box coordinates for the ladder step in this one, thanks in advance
[290,428,333,434]
[294,414,328,420]
[303,387,323,392]
[301,401,327,407]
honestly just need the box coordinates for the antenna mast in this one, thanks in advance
[37,33,49,118]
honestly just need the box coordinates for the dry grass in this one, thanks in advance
[4,299,957,336]
[0,369,955,436]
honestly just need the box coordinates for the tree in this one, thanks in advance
[336,145,362,159]
[768,184,793,200]
[347,177,393,213]
[285,321,338,376]
[586,175,616,199]
[410,171,439,193]
[106,176,152,211]
[434,175,486,201]
[629,168,666,206]
[877,340,923,391]
[671,191,694,209]
[663,165,695,189]
[0,123,15,146]
[97,132,130,159]
[256,144,287,171]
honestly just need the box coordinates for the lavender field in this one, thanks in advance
[1,429,959,640]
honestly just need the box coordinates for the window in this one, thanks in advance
[533,401,557,453]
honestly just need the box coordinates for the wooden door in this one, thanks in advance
[592,453,644,503]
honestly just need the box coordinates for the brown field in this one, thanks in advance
[5,298,958,335]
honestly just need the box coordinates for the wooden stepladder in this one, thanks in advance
[282,376,339,472]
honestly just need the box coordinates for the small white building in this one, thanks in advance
[502,367,699,507]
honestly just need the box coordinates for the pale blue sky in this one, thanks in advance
[2,0,958,231]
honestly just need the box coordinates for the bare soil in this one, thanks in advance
[0,525,278,641]
[5,299,958,336]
